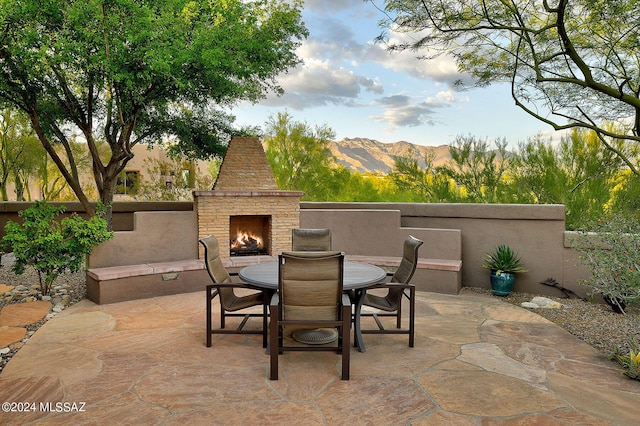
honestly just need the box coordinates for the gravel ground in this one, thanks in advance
[466,287,640,355]
[1,253,639,373]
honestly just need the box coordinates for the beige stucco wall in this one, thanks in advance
[87,211,198,268]
[1,201,595,299]
[301,202,586,298]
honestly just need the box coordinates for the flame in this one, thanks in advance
[230,229,263,250]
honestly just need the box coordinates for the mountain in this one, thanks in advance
[329,138,451,174]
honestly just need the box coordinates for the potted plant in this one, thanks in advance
[481,244,527,296]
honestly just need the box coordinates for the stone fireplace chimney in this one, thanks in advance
[194,137,303,259]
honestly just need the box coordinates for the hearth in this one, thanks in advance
[229,215,270,256]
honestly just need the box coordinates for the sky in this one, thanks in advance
[230,0,560,148]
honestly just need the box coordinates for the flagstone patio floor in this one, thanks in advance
[0,289,638,425]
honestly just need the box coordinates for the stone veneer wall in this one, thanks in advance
[194,135,302,258]
[194,190,302,258]
[212,137,278,191]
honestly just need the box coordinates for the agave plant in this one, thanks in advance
[610,338,640,380]
[481,244,527,274]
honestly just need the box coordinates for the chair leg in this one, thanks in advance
[342,304,351,380]
[397,300,403,329]
[269,304,279,380]
[262,292,268,349]
[409,286,415,348]
[206,286,214,347]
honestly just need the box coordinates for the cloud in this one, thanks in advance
[260,1,473,129]
[371,90,467,128]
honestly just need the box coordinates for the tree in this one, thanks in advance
[0,0,307,227]
[2,201,113,296]
[443,135,510,202]
[390,151,454,201]
[0,108,34,200]
[373,0,640,175]
[510,128,627,228]
[264,112,337,199]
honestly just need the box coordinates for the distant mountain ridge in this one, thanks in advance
[329,138,451,174]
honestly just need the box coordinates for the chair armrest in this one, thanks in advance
[370,282,414,289]
[341,294,351,306]
[270,292,280,308]
[206,281,252,290]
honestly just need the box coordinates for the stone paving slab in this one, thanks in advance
[0,327,25,348]
[0,300,51,327]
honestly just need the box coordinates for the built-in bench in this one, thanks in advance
[87,209,464,304]
[86,211,208,304]
[87,254,462,304]
[345,255,462,294]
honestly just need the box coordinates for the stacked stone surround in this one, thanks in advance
[194,137,302,258]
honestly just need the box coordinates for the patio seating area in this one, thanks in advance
[1,288,638,425]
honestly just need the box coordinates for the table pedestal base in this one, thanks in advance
[292,329,338,345]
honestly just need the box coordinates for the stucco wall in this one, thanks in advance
[87,211,199,268]
[0,201,593,299]
[301,202,588,298]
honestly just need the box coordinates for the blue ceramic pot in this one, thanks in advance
[490,271,515,296]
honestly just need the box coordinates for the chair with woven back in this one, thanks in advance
[355,235,423,348]
[291,228,332,251]
[269,251,350,380]
[200,235,267,348]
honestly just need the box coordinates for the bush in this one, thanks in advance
[610,338,640,380]
[571,214,640,314]
[2,201,113,295]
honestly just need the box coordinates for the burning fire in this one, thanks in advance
[230,229,264,251]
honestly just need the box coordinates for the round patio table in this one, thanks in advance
[239,260,386,351]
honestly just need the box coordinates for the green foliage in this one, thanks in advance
[390,152,455,202]
[481,244,527,274]
[373,0,640,176]
[265,111,337,199]
[442,135,510,203]
[0,0,307,222]
[571,214,640,313]
[0,108,42,200]
[610,338,640,380]
[510,128,629,229]
[2,201,113,295]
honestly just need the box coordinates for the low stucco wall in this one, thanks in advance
[0,201,193,240]
[301,202,588,298]
[0,201,592,299]
[87,211,199,268]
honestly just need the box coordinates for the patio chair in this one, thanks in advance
[357,235,423,347]
[270,251,350,380]
[200,236,267,348]
[291,228,332,251]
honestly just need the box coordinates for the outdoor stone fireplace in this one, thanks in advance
[194,137,303,259]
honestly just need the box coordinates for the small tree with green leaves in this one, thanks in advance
[571,214,640,314]
[2,201,113,296]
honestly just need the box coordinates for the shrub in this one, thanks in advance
[2,201,113,295]
[571,214,640,314]
[610,338,640,380]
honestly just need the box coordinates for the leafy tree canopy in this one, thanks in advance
[372,0,640,174]
[0,0,307,225]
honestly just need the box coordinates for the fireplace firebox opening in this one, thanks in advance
[229,215,271,256]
